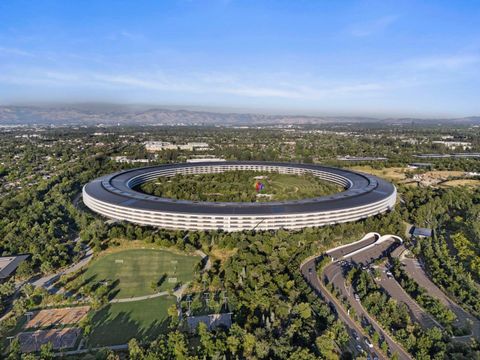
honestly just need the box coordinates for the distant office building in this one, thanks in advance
[408,163,433,169]
[144,141,176,151]
[337,156,388,161]
[145,141,210,152]
[110,156,150,164]
[432,141,472,150]
[186,158,225,163]
[414,153,480,159]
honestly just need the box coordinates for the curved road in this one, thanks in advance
[401,256,480,340]
[301,236,412,360]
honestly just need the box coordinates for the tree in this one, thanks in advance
[198,322,216,357]
[128,338,144,360]
[39,342,54,360]
[167,331,188,359]
[7,338,21,360]
[167,304,179,327]
[316,334,338,360]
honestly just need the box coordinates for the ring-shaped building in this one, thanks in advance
[82,161,396,231]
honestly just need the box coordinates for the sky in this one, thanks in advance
[0,0,480,117]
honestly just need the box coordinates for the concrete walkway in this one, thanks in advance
[109,290,170,303]
[109,283,188,303]
[54,343,128,357]
[195,249,211,271]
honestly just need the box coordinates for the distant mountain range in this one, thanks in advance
[0,105,479,126]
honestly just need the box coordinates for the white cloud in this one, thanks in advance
[0,66,409,102]
[0,46,36,58]
[106,30,145,41]
[404,54,480,71]
[349,15,398,37]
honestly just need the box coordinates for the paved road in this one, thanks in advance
[331,239,412,360]
[301,258,384,359]
[375,264,441,330]
[402,257,480,339]
[346,238,397,265]
[302,236,412,360]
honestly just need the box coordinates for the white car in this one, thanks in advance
[364,338,374,349]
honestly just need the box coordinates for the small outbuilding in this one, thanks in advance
[410,227,433,238]
[0,255,29,282]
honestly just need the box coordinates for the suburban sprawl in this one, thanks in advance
[0,118,480,360]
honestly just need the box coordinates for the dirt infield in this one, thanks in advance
[24,306,90,329]
[17,328,81,353]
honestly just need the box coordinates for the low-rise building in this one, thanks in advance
[432,141,472,150]
[0,255,29,282]
[145,141,210,152]
[186,158,225,163]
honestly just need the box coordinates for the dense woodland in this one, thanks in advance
[349,267,478,359]
[0,124,480,359]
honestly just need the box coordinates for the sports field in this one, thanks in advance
[18,328,81,353]
[88,296,175,346]
[84,249,199,299]
[24,306,90,329]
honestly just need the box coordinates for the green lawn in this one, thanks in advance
[84,249,200,299]
[88,296,175,346]
[137,170,342,202]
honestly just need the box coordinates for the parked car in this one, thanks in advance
[364,338,374,349]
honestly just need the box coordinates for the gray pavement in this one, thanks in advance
[402,257,480,339]
[327,234,379,259]
[302,234,412,360]
[346,238,397,265]
[375,265,441,330]
[301,258,387,359]
[323,261,411,360]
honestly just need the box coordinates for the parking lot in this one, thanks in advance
[312,235,412,360]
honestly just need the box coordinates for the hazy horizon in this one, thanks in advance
[1,1,480,118]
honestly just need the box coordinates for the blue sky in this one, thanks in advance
[1,0,480,117]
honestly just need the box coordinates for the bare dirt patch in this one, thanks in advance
[350,166,409,181]
[210,247,238,263]
[24,306,90,329]
[441,179,480,187]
